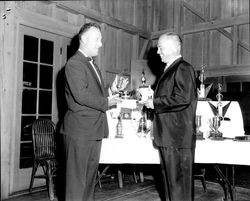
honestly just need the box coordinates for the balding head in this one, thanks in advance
[157,32,182,64]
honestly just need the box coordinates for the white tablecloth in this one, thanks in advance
[101,100,249,166]
[196,101,245,138]
[100,138,250,166]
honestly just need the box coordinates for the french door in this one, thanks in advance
[12,25,71,193]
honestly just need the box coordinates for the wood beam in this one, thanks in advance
[139,40,149,59]
[52,1,150,39]
[194,65,250,77]
[173,0,181,34]
[182,2,250,52]
[151,28,174,39]
[151,3,249,52]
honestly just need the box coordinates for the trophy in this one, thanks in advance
[137,69,154,102]
[137,111,150,137]
[197,65,213,99]
[209,116,223,140]
[209,83,224,140]
[115,74,129,97]
[195,115,204,140]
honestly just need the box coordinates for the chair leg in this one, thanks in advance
[201,169,207,192]
[139,171,144,183]
[117,170,123,188]
[46,161,55,201]
[97,171,102,188]
[133,171,138,183]
[29,162,38,192]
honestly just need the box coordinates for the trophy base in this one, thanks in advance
[196,131,205,140]
[209,131,224,140]
[115,135,123,138]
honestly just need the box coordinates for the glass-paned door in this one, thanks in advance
[12,25,62,193]
[20,35,54,169]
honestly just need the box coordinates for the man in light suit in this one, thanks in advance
[60,23,123,201]
[144,32,198,201]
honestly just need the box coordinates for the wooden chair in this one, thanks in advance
[97,165,144,188]
[194,167,207,192]
[29,118,57,201]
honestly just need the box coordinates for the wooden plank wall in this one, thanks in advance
[1,1,153,198]
[150,0,250,78]
[14,0,152,87]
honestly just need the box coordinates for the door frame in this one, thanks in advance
[9,10,77,195]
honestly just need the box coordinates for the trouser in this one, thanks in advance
[64,136,102,201]
[158,147,194,201]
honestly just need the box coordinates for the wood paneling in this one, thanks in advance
[152,0,249,77]
[1,0,249,199]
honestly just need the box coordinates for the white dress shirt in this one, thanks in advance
[78,49,102,84]
[164,55,182,71]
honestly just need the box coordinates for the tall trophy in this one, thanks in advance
[197,65,213,100]
[209,83,223,140]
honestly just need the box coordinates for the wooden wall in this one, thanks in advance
[13,0,153,86]
[0,0,249,199]
[151,0,249,77]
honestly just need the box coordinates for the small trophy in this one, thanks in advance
[209,116,223,140]
[137,69,153,102]
[195,115,204,140]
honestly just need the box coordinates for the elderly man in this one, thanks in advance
[144,32,198,201]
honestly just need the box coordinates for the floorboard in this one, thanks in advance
[4,178,250,201]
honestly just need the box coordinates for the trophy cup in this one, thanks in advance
[209,83,224,140]
[209,116,223,140]
[115,74,129,97]
[195,115,204,140]
[137,69,154,102]
[137,112,147,137]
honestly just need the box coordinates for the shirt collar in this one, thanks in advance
[164,55,182,71]
[78,49,91,60]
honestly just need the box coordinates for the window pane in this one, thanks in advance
[21,116,36,141]
[40,65,53,89]
[23,35,38,62]
[19,142,33,168]
[23,62,37,88]
[39,90,52,114]
[38,116,51,120]
[40,39,54,64]
[22,89,37,114]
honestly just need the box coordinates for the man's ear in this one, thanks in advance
[80,34,87,44]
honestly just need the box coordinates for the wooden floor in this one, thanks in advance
[4,176,250,201]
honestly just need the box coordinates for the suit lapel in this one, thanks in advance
[155,57,183,92]
[77,51,105,95]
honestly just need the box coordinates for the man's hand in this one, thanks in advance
[108,94,122,107]
[140,98,154,109]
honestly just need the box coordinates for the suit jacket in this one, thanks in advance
[153,57,197,148]
[60,50,109,141]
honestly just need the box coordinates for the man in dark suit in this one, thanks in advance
[60,23,123,201]
[144,32,198,201]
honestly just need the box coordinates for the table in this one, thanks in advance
[100,138,250,165]
[100,138,250,200]
[100,100,249,200]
